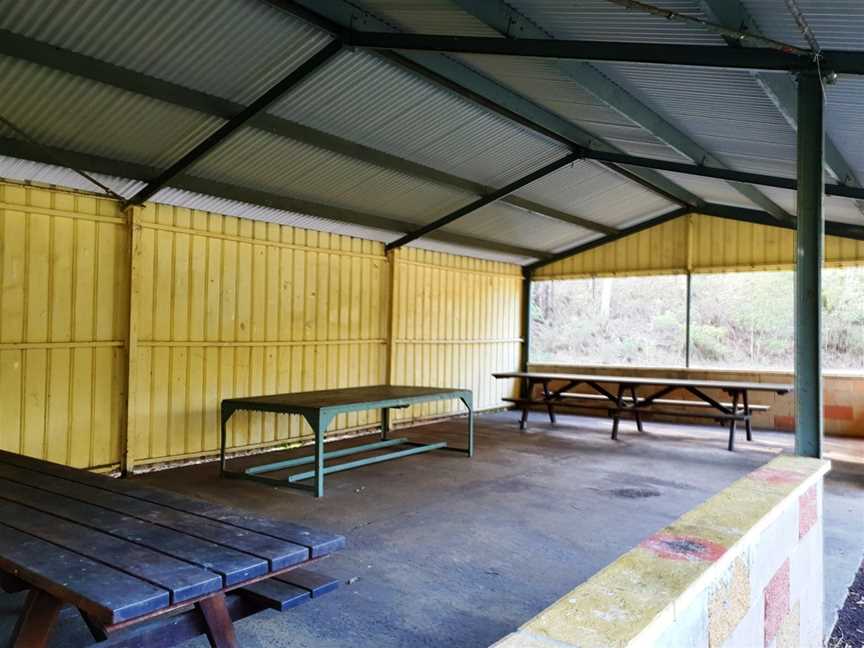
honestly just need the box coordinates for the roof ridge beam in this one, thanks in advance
[386,152,583,250]
[450,0,792,222]
[0,137,549,259]
[0,30,613,235]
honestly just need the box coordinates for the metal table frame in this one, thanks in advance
[220,386,473,497]
[494,372,792,451]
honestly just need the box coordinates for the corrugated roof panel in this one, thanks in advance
[0,56,223,168]
[824,195,864,225]
[598,63,797,177]
[188,127,475,225]
[356,0,501,36]
[826,77,864,184]
[514,160,676,228]
[0,154,144,197]
[509,0,725,44]
[0,0,332,104]
[443,201,598,252]
[659,171,759,209]
[742,0,864,51]
[272,49,571,188]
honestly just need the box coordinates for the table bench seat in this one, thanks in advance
[559,392,771,411]
[0,449,344,648]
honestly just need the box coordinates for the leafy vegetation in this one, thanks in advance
[531,268,864,372]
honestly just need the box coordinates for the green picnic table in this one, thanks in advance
[220,385,474,497]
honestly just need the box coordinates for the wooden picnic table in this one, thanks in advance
[493,371,793,451]
[221,385,473,497]
[0,449,344,647]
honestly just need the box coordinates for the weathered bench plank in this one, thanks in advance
[0,463,307,570]
[0,499,221,604]
[277,568,340,597]
[0,524,169,624]
[0,475,267,586]
[0,450,345,558]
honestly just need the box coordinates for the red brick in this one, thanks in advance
[799,484,817,539]
[824,404,854,421]
[764,559,791,646]
[774,415,795,431]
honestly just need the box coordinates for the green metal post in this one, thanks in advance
[685,271,692,368]
[794,70,825,458]
[520,268,532,398]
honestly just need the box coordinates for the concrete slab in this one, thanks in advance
[0,411,860,647]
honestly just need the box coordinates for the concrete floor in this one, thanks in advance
[1,411,862,647]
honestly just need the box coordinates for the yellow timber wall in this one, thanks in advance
[534,213,864,279]
[0,180,521,471]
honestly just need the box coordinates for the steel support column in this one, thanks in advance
[794,71,825,458]
[520,268,532,397]
[685,272,692,368]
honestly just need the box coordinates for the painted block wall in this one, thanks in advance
[0,180,521,471]
[492,456,829,648]
[529,364,864,438]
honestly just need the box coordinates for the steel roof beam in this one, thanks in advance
[0,137,549,259]
[124,39,344,206]
[0,30,613,235]
[274,0,704,209]
[697,0,864,215]
[451,0,791,223]
[386,152,583,251]
[346,32,864,75]
[579,149,864,201]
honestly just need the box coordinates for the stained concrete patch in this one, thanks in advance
[799,484,817,539]
[708,557,751,647]
[610,487,661,499]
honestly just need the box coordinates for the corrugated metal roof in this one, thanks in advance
[742,0,864,51]
[597,63,798,177]
[443,201,597,251]
[187,127,475,225]
[0,55,223,168]
[0,153,533,263]
[509,0,726,44]
[826,77,864,184]
[659,171,759,209]
[0,0,332,104]
[356,0,501,36]
[272,49,571,188]
[514,159,676,228]
[453,54,681,159]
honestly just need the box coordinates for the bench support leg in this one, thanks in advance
[743,391,753,441]
[197,593,239,648]
[629,386,644,432]
[611,385,625,441]
[727,392,740,452]
[542,381,556,424]
[11,589,63,648]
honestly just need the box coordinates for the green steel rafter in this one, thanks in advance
[124,39,345,206]
[0,30,613,236]
[697,0,864,216]
[0,137,550,260]
[386,152,583,251]
[449,0,792,222]
[271,0,704,209]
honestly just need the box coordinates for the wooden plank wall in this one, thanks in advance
[0,180,521,471]
[0,183,128,470]
[389,248,522,424]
